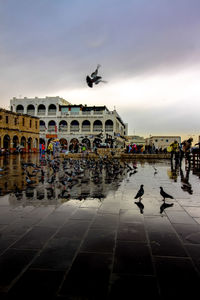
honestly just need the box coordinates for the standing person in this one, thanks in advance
[181,137,193,166]
[170,140,179,162]
[41,143,45,158]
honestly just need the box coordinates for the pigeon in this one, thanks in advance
[86,64,107,88]
[134,201,144,214]
[134,184,144,200]
[160,187,174,201]
[160,202,174,214]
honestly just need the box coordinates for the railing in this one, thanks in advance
[37,110,46,115]
[82,111,91,115]
[105,126,113,131]
[27,110,35,115]
[93,126,103,131]
[40,126,46,131]
[70,126,79,132]
[16,110,24,114]
[48,126,56,131]
[71,111,79,115]
[82,126,91,131]
[94,111,103,115]
[48,109,56,116]
[59,127,68,132]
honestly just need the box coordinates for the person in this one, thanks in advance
[181,137,193,166]
[41,143,45,158]
[170,140,179,162]
[47,142,53,157]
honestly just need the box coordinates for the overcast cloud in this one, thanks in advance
[1,0,200,140]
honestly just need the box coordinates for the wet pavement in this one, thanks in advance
[0,154,200,299]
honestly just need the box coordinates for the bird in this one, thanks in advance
[86,64,107,88]
[134,201,144,214]
[160,187,174,201]
[134,184,144,200]
[160,202,174,214]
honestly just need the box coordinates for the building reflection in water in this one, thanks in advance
[1,154,128,207]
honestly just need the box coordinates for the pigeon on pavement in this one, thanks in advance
[134,184,144,200]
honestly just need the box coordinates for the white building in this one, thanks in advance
[145,135,181,150]
[10,96,128,149]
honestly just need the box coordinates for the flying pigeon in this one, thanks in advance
[160,187,174,201]
[86,64,107,88]
[134,184,144,200]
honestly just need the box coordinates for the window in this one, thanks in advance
[6,116,8,123]
[0,115,2,120]
[155,139,158,142]
[35,121,37,129]
[14,118,17,125]
[166,139,168,142]
[30,120,32,128]
[22,118,25,126]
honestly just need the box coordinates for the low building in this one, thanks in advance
[0,108,39,153]
[125,135,146,146]
[145,135,181,150]
[10,97,128,149]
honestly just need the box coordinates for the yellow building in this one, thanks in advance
[0,108,39,153]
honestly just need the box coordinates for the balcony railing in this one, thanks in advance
[48,126,56,131]
[48,110,56,115]
[82,126,91,131]
[70,126,79,132]
[94,111,103,115]
[93,126,103,131]
[105,126,113,131]
[82,111,91,115]
[37,110,46,115]
[59,127,68,132]
[40,126,46,131]
[16,110,24,114]
[27,110,35,116]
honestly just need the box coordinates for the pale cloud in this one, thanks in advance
[0,0,200,142]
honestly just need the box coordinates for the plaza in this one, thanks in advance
[0,154,200,299]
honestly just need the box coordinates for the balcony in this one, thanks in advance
[27,110,35,116]
[48,126,56,132]
[38,110,46,116]
[16,110,24,114]
[70,126,79,132]
[82,111,91,115]
[40,126,46,132]
[94,111,103,115]
[82,126,91,132]
[93,126,103,132]
[105,126,113,132]
[48,110,56,115]
[59,127,68,132]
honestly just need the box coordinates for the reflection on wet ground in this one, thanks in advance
[0,154,200,299]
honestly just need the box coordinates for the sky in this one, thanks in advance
[0,0,200,142]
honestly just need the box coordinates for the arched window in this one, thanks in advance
[48,104,57,115]
[13,135,19,148]
[70,120,79,132]
[105,119,113,132]
[3,135,10,149]
[48,120,56,131]
[82,120,91,132]
[27,104,35,116]
[93,120,102,132]
[38,104,46,115]
[21,136,26,147]
[59,120,68,131]
[16,105,24,114]
[40,120,46,131]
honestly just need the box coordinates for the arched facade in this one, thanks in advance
[27,104,35,116]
